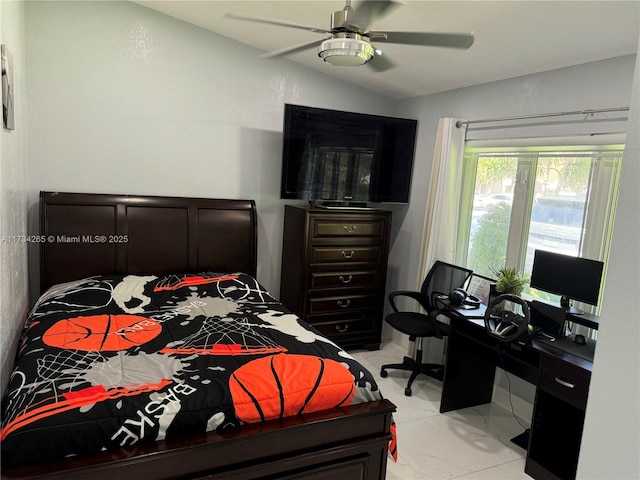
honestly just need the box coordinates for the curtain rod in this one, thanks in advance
[456,107,629,128]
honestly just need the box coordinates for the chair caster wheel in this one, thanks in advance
[404,387,412,396]
[380,369,388,378]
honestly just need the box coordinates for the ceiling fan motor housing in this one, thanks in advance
[331,4,359,33]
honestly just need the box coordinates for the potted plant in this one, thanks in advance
[492,267,529,296]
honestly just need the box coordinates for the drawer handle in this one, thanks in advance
[342,250,355,259]
[337,299,351,308]
[339,275,353,284]
[554,377,575,389]
[335,324,350,333]
[343,225,357,233]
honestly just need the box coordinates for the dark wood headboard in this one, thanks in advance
[39,192,257,294]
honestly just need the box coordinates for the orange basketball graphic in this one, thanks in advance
[229,353,356,423]
[42,315,162,351]
[153,274,239,292]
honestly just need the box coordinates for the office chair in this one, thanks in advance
[380,260,473,396]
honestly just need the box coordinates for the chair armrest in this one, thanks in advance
[388,290,426,313]
[428,308,452,339]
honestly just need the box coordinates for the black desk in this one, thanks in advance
[440,304,595,480]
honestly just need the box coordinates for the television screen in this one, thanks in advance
[530,250,604,314]
[280,104,417,204]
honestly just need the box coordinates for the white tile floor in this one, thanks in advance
[351,341,533,480]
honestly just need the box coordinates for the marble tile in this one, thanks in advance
[352,345,443,423]
[452,458,531,479]
[396,412,525,479]
[350,340,532,480]
[386,456,428,480]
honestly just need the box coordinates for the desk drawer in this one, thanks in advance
[539,355,591,410]
[311,246,380,264]
[311,218,385,239]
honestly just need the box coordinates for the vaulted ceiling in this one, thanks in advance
[133,1,640,99]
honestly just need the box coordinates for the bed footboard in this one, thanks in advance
[2,399,395,480]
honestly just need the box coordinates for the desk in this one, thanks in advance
[440,303,595,480]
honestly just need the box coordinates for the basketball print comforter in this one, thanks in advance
[1,273,389,467]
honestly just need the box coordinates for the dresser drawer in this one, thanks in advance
[308,293,377,315]
[311,246,380,264]
[311,218,385,239]
[310,270,378,290]
[539,354,591,410]
[307,314,376,338]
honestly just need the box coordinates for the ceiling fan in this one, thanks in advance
[226,0,474,72]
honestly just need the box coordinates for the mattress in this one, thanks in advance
[1,273,387,467]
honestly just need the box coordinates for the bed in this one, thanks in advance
[1,192,396,480]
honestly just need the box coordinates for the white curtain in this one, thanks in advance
[417,118,468,283]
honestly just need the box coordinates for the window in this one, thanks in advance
[456,144,623,314]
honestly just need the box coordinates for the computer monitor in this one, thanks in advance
[530,250,604,314]
[529,300,567,338]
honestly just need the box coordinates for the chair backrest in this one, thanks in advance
[420,261,473,312]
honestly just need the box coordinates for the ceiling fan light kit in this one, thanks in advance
[227,0,474,71]
[318,34,374,66]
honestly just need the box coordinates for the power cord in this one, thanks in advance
[538,331,556,342]
[497,350,529,431]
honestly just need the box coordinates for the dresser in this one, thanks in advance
[280,205,392,350]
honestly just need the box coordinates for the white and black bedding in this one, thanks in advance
[1,272,390,467]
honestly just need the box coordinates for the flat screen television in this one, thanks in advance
[280,104,417,206]
[530,250,604,314]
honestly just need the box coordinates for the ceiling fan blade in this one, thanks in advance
[345,0,400,31]
[370,31,474,49]
[367,51,395,72]
[260,38,325,59]
[225,12,331,34]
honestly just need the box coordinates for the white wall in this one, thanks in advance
[391,54,636,315]
[7,4,640,476]
[24,0,396,298]
[387,55,636,353]
[0,0,397,395]
[578,33,640,479]
[0,0,29,394]
[391,54,638,478]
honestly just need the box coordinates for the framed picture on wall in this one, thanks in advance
[2,44,14,130]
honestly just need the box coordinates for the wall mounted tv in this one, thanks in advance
[280,104,417,206]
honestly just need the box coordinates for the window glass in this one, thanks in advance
[467,157,517,278]
[525,156,590,272]
[459,145,623,313]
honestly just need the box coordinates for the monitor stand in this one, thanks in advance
[561,296,584,315]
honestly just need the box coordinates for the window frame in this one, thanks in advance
[456,143,624,315]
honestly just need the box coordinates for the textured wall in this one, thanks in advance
[24,1,396,297]
[578,39,640,480]
[2,0,398,396]
[0,0,29,395]
[387,55,637,417]
[389,55,637,353]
